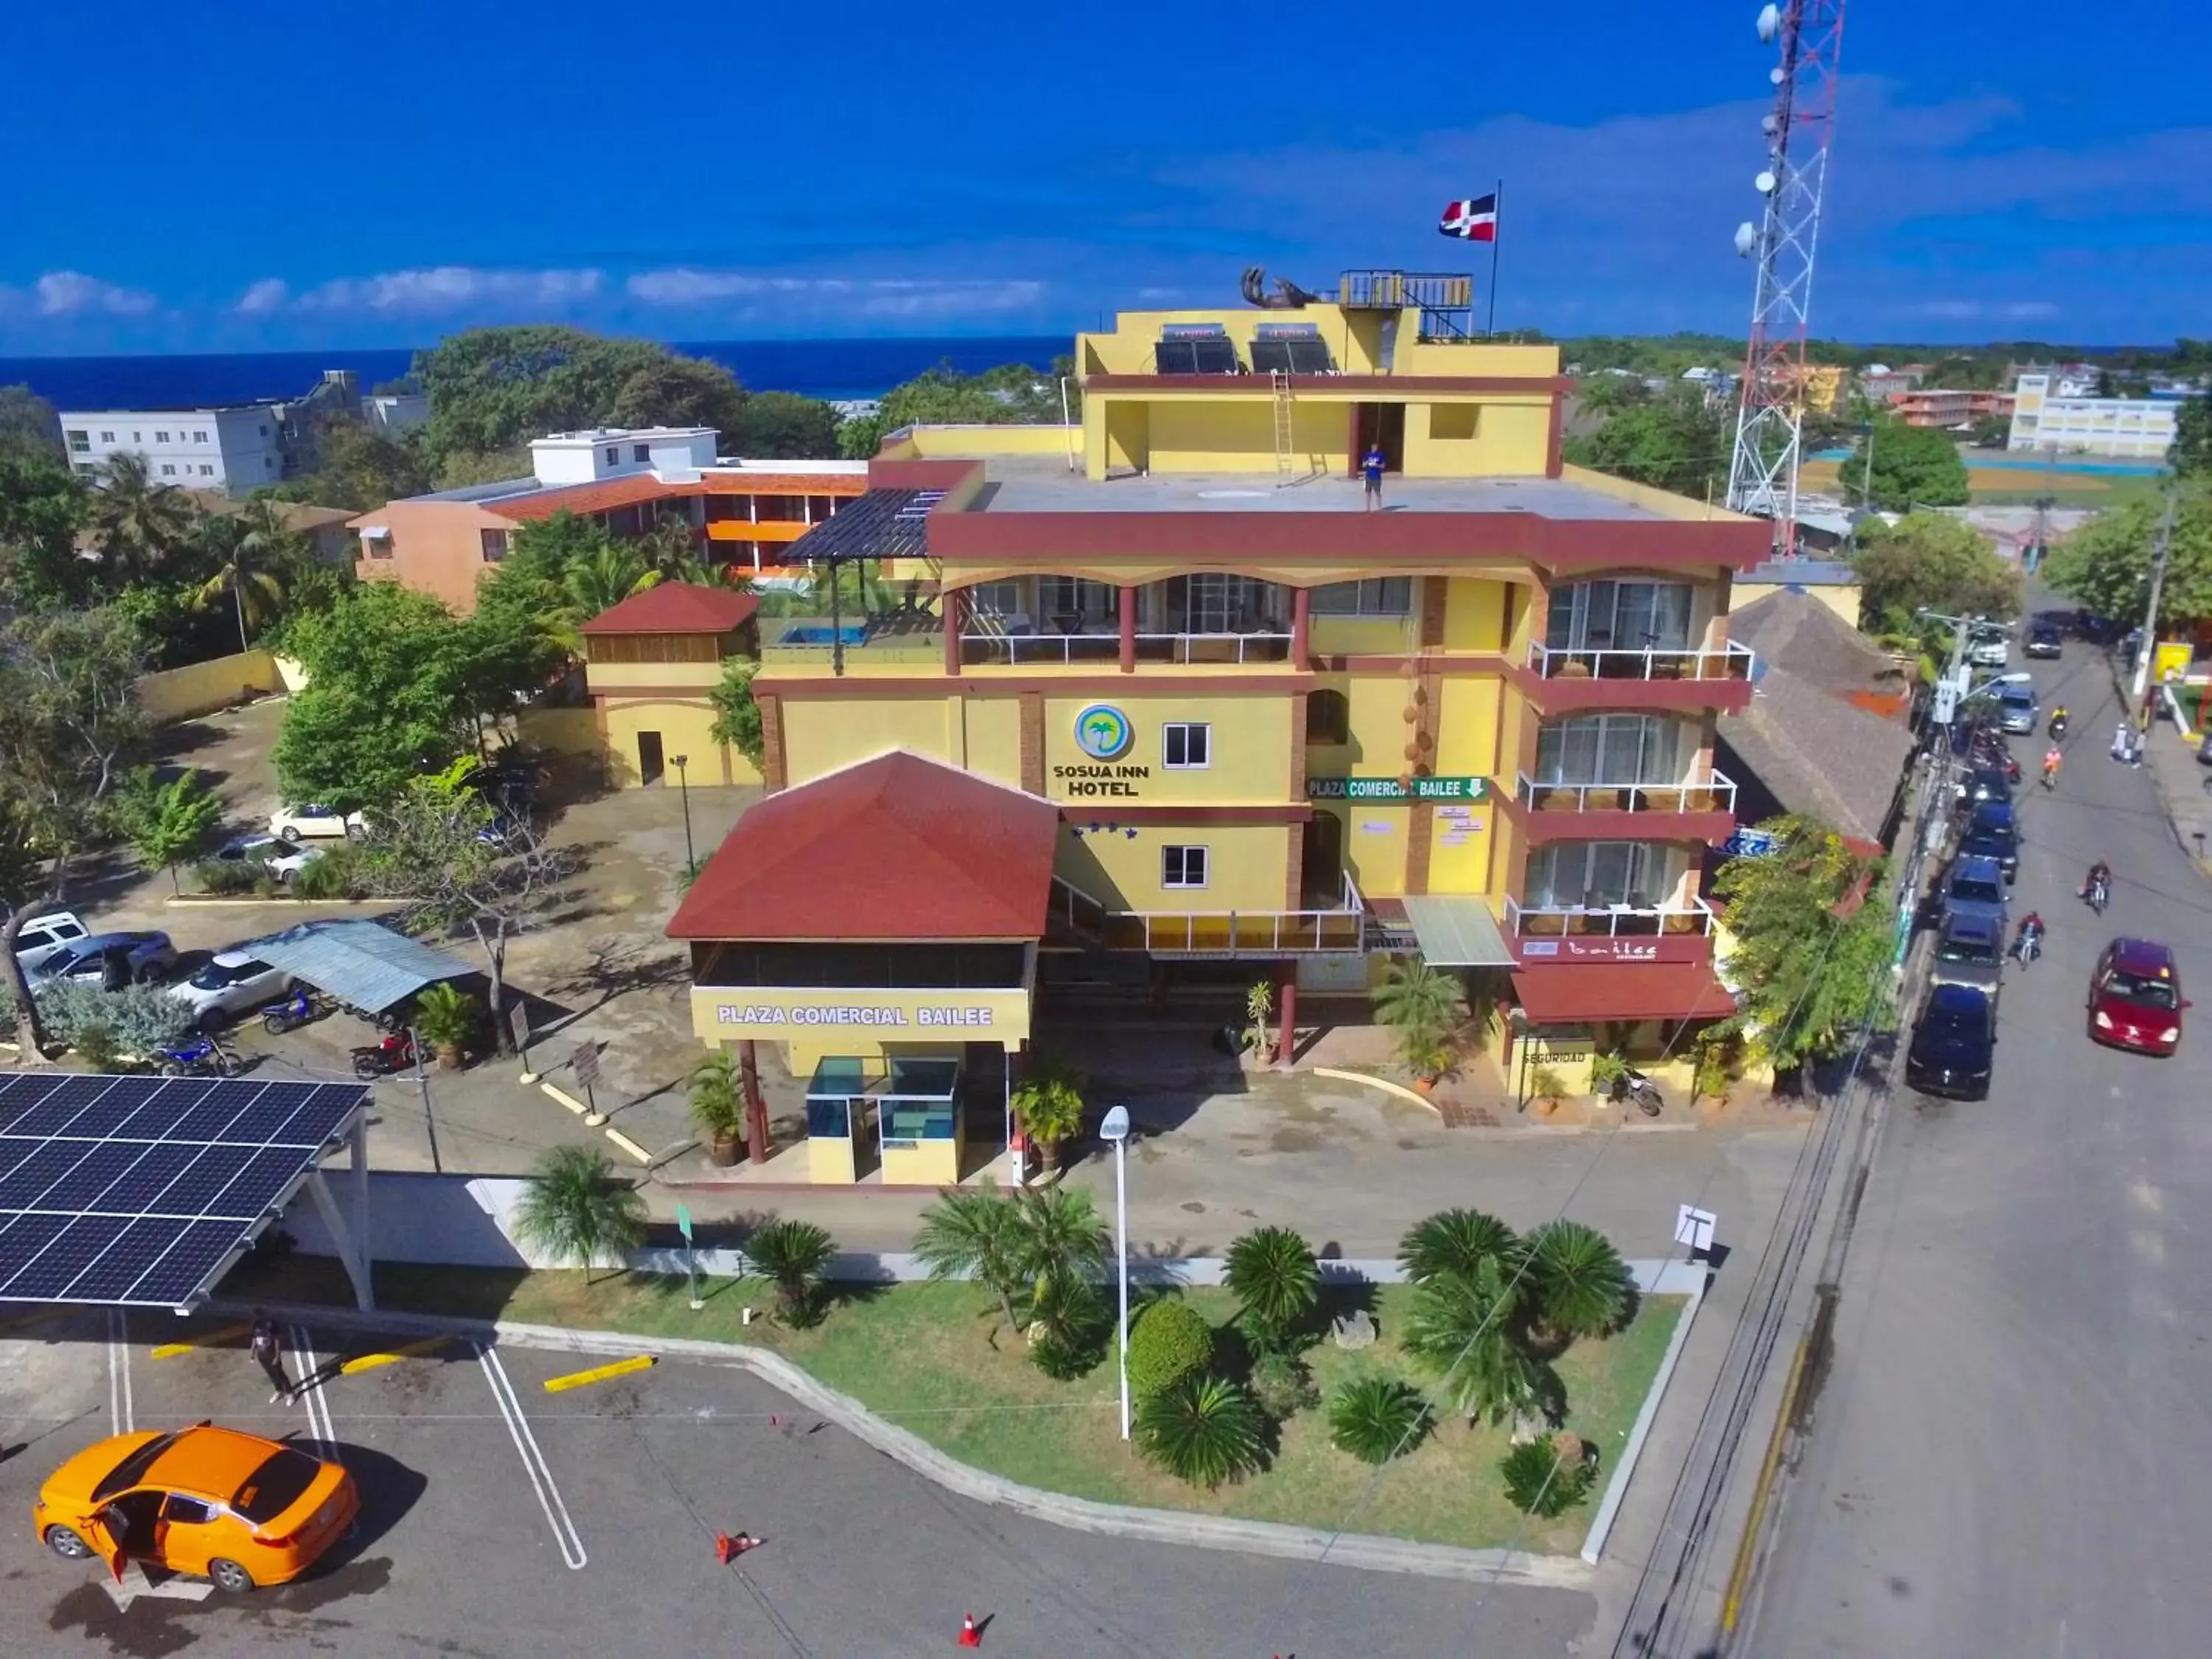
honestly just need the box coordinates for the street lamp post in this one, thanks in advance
[1100,1105,1132,1441]
[671,754,695,874]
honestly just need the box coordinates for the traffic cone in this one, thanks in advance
[715,1532,736,1565]
[958,1612,983,1648]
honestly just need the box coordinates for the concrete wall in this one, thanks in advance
[355,498,511,615]
[138,649,289,725]
[1732,580,1863,629]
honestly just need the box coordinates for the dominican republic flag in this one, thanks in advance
[1439,195,1498,241]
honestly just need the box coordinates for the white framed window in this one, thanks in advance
[633,443,650,462]
[258,424,268,437]
[1523,841,1669,910]
[132,430,142,442]
[97,429,114,443]
[1163,723,1210,769]
[192,429,207,442]
[605,446,619,465]
[66,429,89,453]
[198,464,214,476]
[160,463,175,476]
[967,579,1023,622]
[155,431,170,443]
[1162,845,1208,889]
[1532,714,1683,785]
[1309,577,1413,616]
[1037,576,1116,627]
[1546,580,1694,653]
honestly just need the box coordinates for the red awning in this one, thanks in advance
[1511,962,1737,1024]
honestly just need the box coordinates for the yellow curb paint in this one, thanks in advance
[151,1321,252,1359]
[604,1127,653,1165]
[540,1084,590,1117]
[340,1335,451,1374]
[1312,1065,1441,1114]
[543,1354,656,1394]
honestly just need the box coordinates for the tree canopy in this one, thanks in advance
[1851,512,2020,631]
[2041,490,2212,627]
[1561,386,1731,501]
[1710,815,1896,1072]
[728,391,841,459]
[2174,392,2212,481]
[1837,418,1969,509]
[0,385,64,462]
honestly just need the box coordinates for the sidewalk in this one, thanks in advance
[2136,707,2212,876]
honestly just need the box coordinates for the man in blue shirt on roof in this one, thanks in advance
[1362,441,1387,512]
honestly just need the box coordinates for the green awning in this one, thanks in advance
[1400,897,1517,967]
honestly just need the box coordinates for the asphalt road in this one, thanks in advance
[1745,627,2212,1655]
[0,1312,1594,1658]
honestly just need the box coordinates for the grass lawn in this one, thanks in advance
[234,1256,1686,1554]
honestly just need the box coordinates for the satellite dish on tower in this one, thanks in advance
[1756,4,1781,41]
[1734,222,1760,257]
[1754,170,1778,194]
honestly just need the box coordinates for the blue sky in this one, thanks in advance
[1,0,2205,354]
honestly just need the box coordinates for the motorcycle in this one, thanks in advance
[1607,1065,1664,1117]
[157,1034,238,1078]
[351,1030,419,1079]
[2010,923,2043,967]
[2083,872,2111,915]
[2048,712,2070,740]
[260,987,325,1035]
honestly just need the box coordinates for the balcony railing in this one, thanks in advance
[1514,769,1738,815]
[1505,894,1718,939]
[1051,874,1366,956]
[1526,641,1756,683]
[961,631,1294,667]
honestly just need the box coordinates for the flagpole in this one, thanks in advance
[1485,178,1503,338]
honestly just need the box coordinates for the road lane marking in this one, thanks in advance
[101,1561,213,1610]
[105,1310,133,1437]
[542,1354,656,1394]
[151,1321,252,1360]
[340,1335,452,1375]
[478,1344,588,1570]
[288,1325,340,1464]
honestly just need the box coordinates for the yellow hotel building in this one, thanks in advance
[669,274,1768,1183]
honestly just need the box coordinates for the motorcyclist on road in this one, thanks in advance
[2012,911,2045,964]
[2048,706,2070,739]
[2084,860,2112,910]
[2042,745,2064,787]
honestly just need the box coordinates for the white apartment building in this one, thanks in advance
[2007,375,2179,461]
[58,405,289,496]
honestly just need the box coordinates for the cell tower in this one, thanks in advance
[1725,1,1847,557]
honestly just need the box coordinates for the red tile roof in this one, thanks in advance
[497,474,681,522]
[579,583,759,635]
[667,752,1060,942]
[1510,962,1737,1024]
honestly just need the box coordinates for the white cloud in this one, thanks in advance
[234,278,291,315]
[287,265,605,315]
[625,268,1044,320]
[1910,299,2062,321]
[30,271,158,317]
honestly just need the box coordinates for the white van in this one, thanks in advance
[10,910,90,974]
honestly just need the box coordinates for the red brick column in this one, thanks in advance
[942,585,964,676]
[1019,692,1046,795]
[757,692,786,793]
[1276,972,1298,1070]
[1119,585,1137,673]
[740,1040,769,1164]
[1291,584,1310,668]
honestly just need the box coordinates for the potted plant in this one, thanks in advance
[1587,1050,1630,1104]
[1693,1037,1739,1108]
[1403,1029,1454,1093]
[689,1051,745,1166]
[1530,1065,1568,1116]
[411,983,479,1071]
[1242,980,1276,1065]
[1011,1056,1086,1173]
[1373,956,1465,1089]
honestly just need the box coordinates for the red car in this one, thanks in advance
[2087,939,2189,1055]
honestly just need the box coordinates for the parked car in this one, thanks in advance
[1967,626,2011,669]
[1994,683,2039,735]
[35,1423,358,1593]
[29,931,178,990]
[1906,984,1997,1099]
[1931,913,2005,1002]
[211,835,321,883]
[7,908,89,975]
[2087,937,2188,1056]
[268,804,364,843]
[1959,801,2020,883]
[2024,621,2064,659]
[167,951,294,1029]
[1955,765,2014,813]
[1941,855,2009,933]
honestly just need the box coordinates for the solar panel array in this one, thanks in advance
[1249,338,1335,374]
[1155,338,1242,374]
[0,1074,366,1309]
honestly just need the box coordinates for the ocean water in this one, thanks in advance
[0,335,1070,412]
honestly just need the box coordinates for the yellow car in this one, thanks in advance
[35,1423,357,1593]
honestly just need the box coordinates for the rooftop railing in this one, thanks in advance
[1525,640,1756,683]
[1052,874,1365,956]
[1504,894,1719,939]
[1514,769,1739,815]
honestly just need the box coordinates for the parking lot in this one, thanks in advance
[0,1312,1594,1657]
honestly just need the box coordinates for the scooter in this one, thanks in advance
[260,987,324,1035]
[351,1030,419,1079]
[2048,712,2070,740]
[1608,1065,1664,1117]
[157,1034,238,1078]
[2009,922,2043,967]
[2083,872,2111,915]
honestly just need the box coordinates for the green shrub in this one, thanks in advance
[195,859,262,895]
[1134,1374,1265,1489]
[32,983,192,1054]
[72,1024,125,1072]
[1499,1435,1596,1517]
[1327,1375,1432,1464]
[291,846,364,900]
[1248,1350,1318,1420]
[1126,1298,1214,1398]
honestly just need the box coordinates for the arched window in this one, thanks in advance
[1305,689,1350,744]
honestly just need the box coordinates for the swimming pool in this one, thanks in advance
[778,622,867,647]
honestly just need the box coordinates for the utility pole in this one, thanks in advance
[2130,491,2180,703]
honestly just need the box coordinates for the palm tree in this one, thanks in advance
[563,546,655,617]
[745,1217,837,1326]
[1009,1183,1110,1335]
[1010,1060,1085,1172]
[1401,1256,1549,1427]
[1371,956,1465,1077]
[1523,1220,1636,1342]
[913,1186,1029,1336]
[1134,1375,1266,1489]
[192,503,302,650]
[635,512,702,581]
[91,451,199,581]
[1222,1225,1319,1353]
[512,1145,647,1283]
[1326,1375,1432,1464]
[689,1051,745,1165]
[1397,1208,1520,1285]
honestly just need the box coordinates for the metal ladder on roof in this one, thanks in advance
[1271,371,1295,484]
